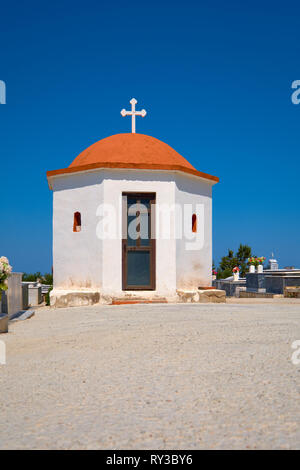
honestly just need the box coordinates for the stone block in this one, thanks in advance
[284,287,300,298]
[235,286,247,297]
[198,289,226,303]
[177,290,199,303]
[0,314,8,334]
[28,286,42,306]
[50,290,100,308]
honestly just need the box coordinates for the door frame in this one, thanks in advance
[122,192,156,290]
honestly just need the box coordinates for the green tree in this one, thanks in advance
[22,272,53,285]
[217,244,254,279]
[43,273,53,285]
[236,244,252,277]
[22,272,39,282]
[45,287,53,306]
[218,249,239,279]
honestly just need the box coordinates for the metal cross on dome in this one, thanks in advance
[120,98,147,134]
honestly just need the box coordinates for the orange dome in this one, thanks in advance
[47,133,219,186]
[70,133,196,170]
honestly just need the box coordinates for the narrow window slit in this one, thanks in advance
[192,214,197,233]
[73,212,81,232]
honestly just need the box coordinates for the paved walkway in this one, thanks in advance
[0,301,300,449]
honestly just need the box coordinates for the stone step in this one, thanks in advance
[284,287,300,298]
[10,309,35,322]
[177,289,226,303]
[111,298,168,305]
[240,291,282,299]
[198,286,217,290]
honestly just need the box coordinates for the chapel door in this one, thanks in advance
[122,193,156,290]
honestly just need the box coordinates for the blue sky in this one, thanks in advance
[1,0,300,273]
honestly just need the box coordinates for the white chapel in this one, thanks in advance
[47,99,219,306]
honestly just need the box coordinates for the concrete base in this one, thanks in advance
[0,314,8,334]
[108,292,171,305]
[177,289,226,303]
[50,288,226,307]
[50,290,100,308]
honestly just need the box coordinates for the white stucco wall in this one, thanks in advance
[51,168,214,299]
[52,171,104,290]
[101,169,177,298]
[175,174,213,289]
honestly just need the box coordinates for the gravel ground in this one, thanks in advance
[0,300,300,450]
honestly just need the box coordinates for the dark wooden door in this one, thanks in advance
[122,193,156,290]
